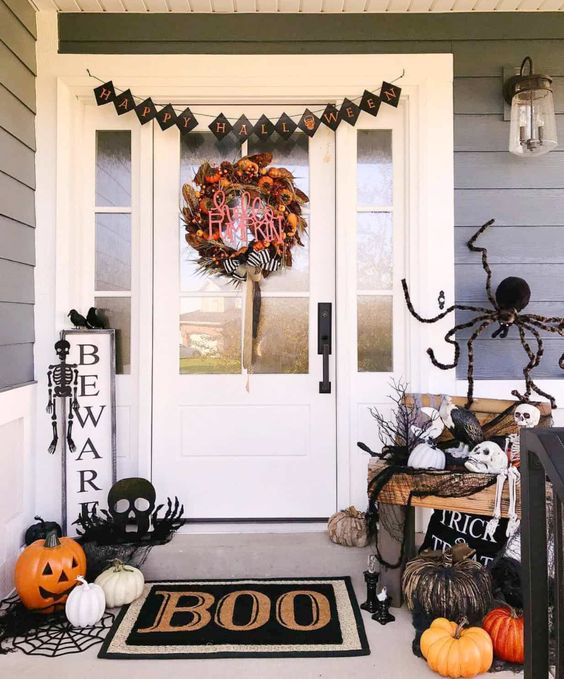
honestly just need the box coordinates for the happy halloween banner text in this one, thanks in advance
[92,77,402,140]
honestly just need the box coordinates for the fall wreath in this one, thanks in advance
[181,152,309,283]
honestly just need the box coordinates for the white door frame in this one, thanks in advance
[35,12,456,521]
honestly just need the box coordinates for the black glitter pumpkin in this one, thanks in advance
[402,544,492,623]
[24,516,63,546]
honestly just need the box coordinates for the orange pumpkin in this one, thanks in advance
[483,606,524,664]
[421,617,493,678]
[15,531,86,613]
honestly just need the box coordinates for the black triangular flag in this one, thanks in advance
[113,89,135,116]
[156,104,177,131]
[135,98,157,125]
[275,113,297,140]
[381,82,401,108]
[94,81,116,106]
[298,109,321,137]
[232,115,253,142]
[320,104,341,131]
[176,107,198,135]
[340,98,361,126]
[209,113,232,140]
[360,90,381,117]
[253,114,275,141]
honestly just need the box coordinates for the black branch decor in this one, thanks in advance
[358,379,434,466]
[402,219,564,409]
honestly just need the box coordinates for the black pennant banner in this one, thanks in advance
[113,89,135,116]
[209,113,233,140]
[177,107,198,135]
[135,98,157,125]
[253,115,274,141]
[340,98,361,126]
[94,81,116,106]
[321,104,341,131]
[156,104,177,131]
[92,72,403,140]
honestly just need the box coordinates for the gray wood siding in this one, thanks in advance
[0,0,35,390]
[58,12,564,381]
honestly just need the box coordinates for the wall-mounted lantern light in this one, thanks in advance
[503,56,557,157]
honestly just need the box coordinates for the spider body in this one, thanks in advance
[402,219,564,409]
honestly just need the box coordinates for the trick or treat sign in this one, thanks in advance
[61,329,117,535]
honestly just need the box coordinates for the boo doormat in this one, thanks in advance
[99,577,369,659]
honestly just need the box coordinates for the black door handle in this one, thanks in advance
[318,303,332,394]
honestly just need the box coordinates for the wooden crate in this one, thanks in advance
[368,460,520,518]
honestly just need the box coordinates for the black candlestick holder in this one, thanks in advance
[360,569,379,614]
[371,595,395,625]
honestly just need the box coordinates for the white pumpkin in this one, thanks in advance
[65,576,106,627]
[94,560,145,608]
[407,442,446,470]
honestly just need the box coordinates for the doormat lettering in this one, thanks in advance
[99,577,369,659]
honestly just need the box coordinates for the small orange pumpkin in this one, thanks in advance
[421,617,493,678]
[483,606,524,664]
[15,531,86,614]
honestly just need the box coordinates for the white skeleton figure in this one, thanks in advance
[465,441,520,541]
[465,441,508,474]
[505,403,541,466]
[411,407,445,442]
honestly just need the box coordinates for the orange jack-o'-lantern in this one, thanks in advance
[15,531,87,613]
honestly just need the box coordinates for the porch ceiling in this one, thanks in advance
[30,0,564,14]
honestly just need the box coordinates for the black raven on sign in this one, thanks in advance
[439,396,484,457]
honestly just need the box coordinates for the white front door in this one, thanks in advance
[152,107,337,519]
[58,54,454,524]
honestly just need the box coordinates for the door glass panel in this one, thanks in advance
[356,129,393,373]
[357,129,392,207]
[179,296,242,374]
[357,212,392,291]
[357,296,392,373]
[95,131,131,207]
[252,297,309,374]
[180,132,240,185]
[95,213,131,291]
[94,296,131,374]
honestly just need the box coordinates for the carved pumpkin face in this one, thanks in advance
[15,532,87,613]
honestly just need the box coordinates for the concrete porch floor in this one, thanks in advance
[2,532,521,678]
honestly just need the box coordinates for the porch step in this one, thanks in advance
[141,531,371,581]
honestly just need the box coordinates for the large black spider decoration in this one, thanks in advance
[402,219,564,409]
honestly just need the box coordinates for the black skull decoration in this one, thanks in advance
[108,477,156,539]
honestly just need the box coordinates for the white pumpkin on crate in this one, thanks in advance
[94,560,145,608]
[327,506,369,547]
[65,576,106,627]
[407,442,446,470]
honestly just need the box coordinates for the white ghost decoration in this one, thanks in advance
[514,403,541,429]
[411,407,445,442]
[465,441,509,474]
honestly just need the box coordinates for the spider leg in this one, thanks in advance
[511,323,540,403]
[402,279,491,324]
[466,219,497,308]
[520,315,564,336]
[464,319,495,408]
[517,321,558,408]
[427,314,494,370]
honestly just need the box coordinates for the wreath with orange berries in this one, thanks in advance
[181,152,309,282]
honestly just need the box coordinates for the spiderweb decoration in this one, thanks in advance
[0,594,114,657]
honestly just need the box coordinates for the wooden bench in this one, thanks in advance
[368,460,521,607]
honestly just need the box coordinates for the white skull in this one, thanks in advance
[411,407,445,441]
[465,441,509,474]
[514,403,541,429]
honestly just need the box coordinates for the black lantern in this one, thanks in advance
[503,57,557,157]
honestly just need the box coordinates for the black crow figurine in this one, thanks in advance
[439,396,484,458]
[68,309,88,328]
[86,307,106,329]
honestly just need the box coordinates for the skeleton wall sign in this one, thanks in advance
[47,340,80,454]
[60,330,117,536]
